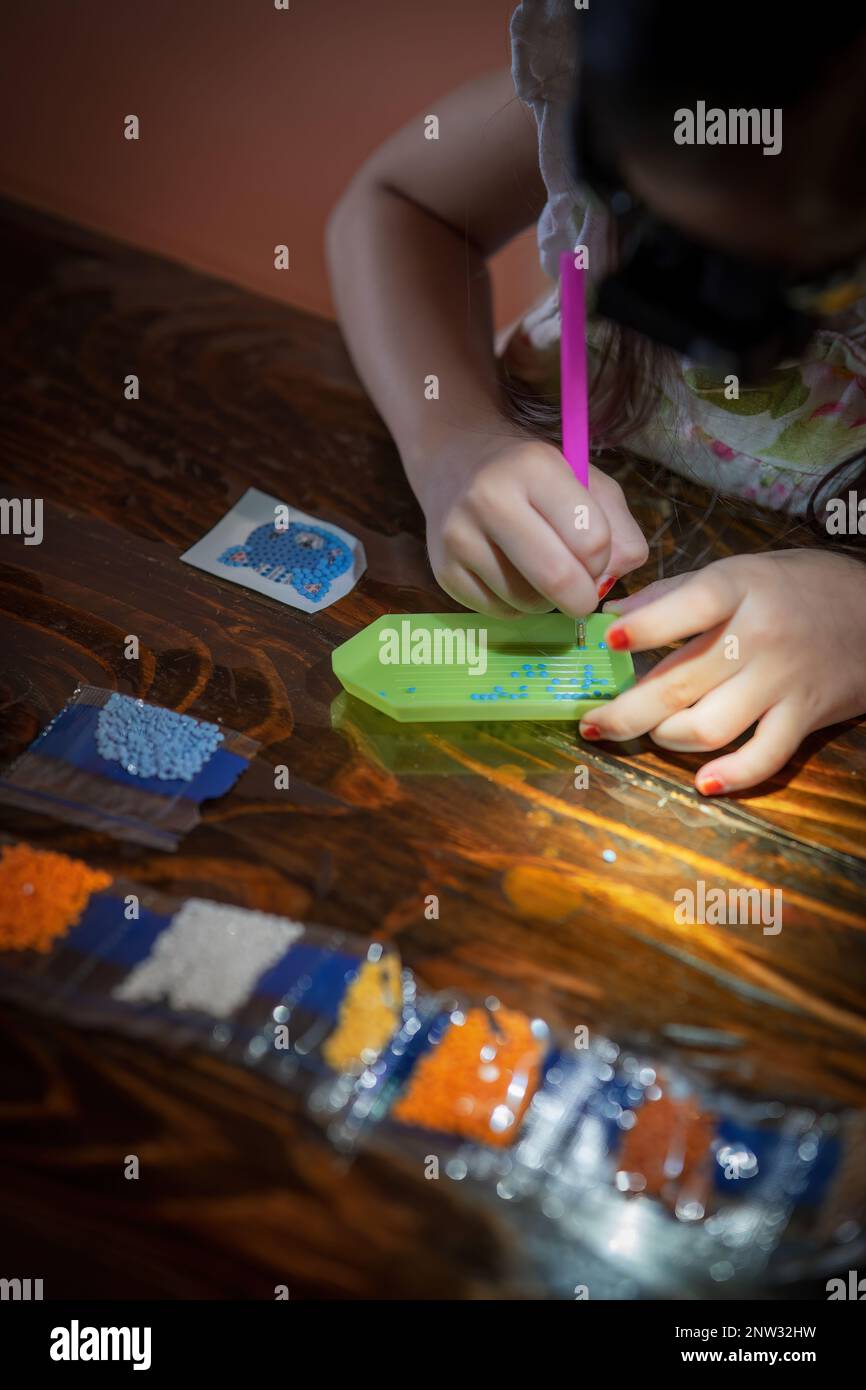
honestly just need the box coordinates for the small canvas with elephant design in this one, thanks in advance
[181,486,366,612]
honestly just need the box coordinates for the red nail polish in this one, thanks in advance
[581,723,602,740]
[698,777,724,796]
[607,625,631,651]
[597,576,617,600]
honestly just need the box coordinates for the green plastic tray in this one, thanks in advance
[331,613,634,722]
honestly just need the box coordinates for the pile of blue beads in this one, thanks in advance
[567,662,611,700]
[96,694,224,781]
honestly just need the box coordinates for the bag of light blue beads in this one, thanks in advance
[0,684,259,850]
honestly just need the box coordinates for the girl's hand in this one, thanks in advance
[581,549,866,795]
[420,435,649,618]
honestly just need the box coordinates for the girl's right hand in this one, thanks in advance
[418,435,650,618]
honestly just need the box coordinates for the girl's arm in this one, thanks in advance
[327,68,649,617]
[327,67,544,479]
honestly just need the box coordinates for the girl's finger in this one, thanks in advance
[437,564,523,619]
[579,624,731,742]
[526,465,612,580]
[602,565,742,654]
[602,571,695,618]
[649,670,767,752]
[458,533,558,613]
[484,500,600,616]
[694,700,805,796]
[587,471,650,585]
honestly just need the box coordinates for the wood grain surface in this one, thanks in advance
[0,198,864,1298]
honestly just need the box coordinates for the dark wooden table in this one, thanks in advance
[1,198,864,1299]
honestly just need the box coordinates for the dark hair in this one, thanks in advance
[505,0,866,549]
[579,0,866,201]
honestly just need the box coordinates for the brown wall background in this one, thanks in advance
[0,0,545,327]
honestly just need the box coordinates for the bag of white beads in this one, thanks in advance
[99,897,412,1079]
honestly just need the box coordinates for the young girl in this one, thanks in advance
[327,0,866,797]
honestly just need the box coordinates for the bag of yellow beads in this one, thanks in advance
[223,927,411,1083]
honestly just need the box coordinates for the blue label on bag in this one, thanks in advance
[63,891,172,968]
[255,943,360,1020]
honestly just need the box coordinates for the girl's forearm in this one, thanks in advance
[326,181,517,503]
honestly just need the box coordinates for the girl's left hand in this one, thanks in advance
[580,549,866,795]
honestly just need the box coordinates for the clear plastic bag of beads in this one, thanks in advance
[0,836,121,1008]
[311,993,554,1161]
[0,841,411,1068]
[0,684,259,850]
[0,839,190,1027]
[93,898,411,1076]
[497,1042,866,1295]
[23,883,179,1028]
[231,927,411,1083]
[91,896,310,1048]
[310,1000,866,1295]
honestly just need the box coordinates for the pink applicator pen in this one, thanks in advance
[559,250,592,646]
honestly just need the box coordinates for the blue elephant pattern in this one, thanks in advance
[218,521,353,602]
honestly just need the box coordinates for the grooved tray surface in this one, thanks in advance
[332,613,635,722]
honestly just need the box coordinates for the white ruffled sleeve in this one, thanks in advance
[510,0,611,283]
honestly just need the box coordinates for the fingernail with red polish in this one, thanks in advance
[580,723,602,740]
[698,776,724,796]
[606,625,631,651]
[597,575,617,600]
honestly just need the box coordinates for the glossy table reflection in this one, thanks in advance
[0,199,864,1298]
